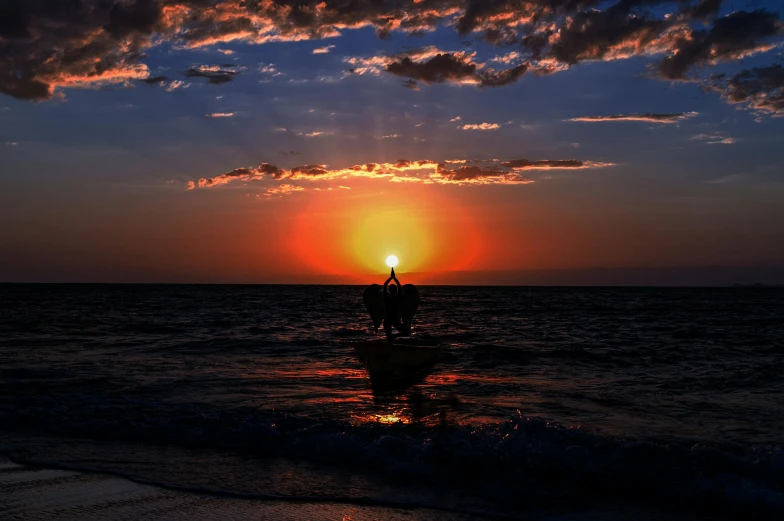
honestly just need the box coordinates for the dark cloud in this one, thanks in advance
[501,159,587,169]
[386,53,479,85]
[478,63,528,87]
[383,50,528,87]
[0,0,782,120]
[195,167,253,188]
[392,159,437,169]
[455,0,599,37]
[658,9,783,80]
[436,164,511,182]
[191,163,284,188]
[402,79,420,90]
[0,0,163,100]
[226,167,254,177]
[0,75,52,101]
[184,65,241,85]
[549,5,670,66]
[140,76,168,85]
[286,165,330,178]
[707,65,784,115]
[681,0,724,21]
[105,0,162,39]
[343,3,781,97]
[258,163,284,177]
[568,112,699,123]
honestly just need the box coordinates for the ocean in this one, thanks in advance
[1,284,783,519]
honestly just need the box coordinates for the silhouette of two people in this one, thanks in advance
[363,267,419,343]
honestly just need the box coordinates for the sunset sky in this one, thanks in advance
[1,0,783,284]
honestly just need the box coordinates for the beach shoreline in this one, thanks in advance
[1,455,492,521]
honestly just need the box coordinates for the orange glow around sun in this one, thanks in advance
[286,183,483,280]
[349,204,433,274]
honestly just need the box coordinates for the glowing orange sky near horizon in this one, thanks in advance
[286,183,484,279]
[3,165,784,285]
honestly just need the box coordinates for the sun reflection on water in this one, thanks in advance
[351,407,413,425]
[350,411,411,425]
[375,414,406,424]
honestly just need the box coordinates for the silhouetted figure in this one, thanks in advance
[362,269,418,339]
[383,267,405,342]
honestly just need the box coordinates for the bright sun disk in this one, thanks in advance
[386,255,399,268]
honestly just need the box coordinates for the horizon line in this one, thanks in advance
[2,282,782,288]
[3,266,784,286]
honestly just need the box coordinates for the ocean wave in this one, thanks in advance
[2,407,783,519]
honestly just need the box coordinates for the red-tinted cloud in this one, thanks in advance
[190,156,613,189]
[1,0,781,117]
[658,9,783,80]
[188,163,283,188]
[568,112,699,123]
[434,164,534,184]
[707,65,784,115]
[461,122,501,130]
[386,52,480,85]
[348,46,529,87]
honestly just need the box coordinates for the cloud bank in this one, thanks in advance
[187,156,614,191]
[1,0,780,116]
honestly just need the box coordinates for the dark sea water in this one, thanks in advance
[1,284,783,519]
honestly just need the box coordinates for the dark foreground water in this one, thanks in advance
[1,284,783,519]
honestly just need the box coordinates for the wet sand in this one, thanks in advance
[0,457,482,521]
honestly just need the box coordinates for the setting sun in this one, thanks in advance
[283,182,485,282]
[348,198,434,275]
[386,255,399,268]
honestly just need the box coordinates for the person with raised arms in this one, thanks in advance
[382,266,406,342]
